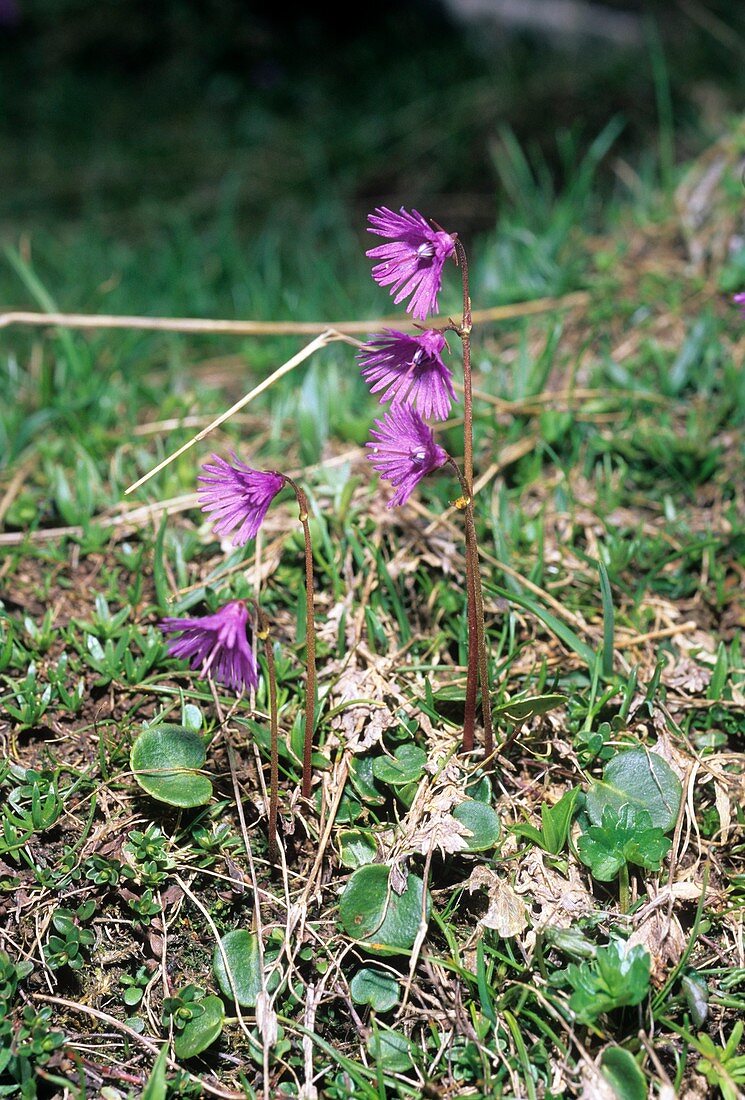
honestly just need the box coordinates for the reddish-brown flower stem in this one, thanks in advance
[454,239,474,492]
[446,458,493,756]
[452,239,479,754]
[283,476,316,799]
[256,606,279,863]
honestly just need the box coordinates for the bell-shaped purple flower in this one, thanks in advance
[359,329,457,422]
[366,405,448,508]
[366,207,456,320]
[198,454,285,546]
[160,600,258,694]
[734,292,745,313]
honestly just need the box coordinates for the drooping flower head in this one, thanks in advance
[366,405,448,508]
[734,292,745,314]
[160,600,258,694]
[198,454,285,546]
[359,328,457,422]
[366,207,456,320]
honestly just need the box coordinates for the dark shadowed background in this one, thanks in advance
[1,0,743,249]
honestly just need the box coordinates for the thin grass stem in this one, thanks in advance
[256,607,280,864]
[284,477,317,800]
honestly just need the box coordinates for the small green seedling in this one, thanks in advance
[696,1021,745,1100]
[43,901,96,971]
[554,940,651,1026]
[512,787,580,855]
[578,803,671,911]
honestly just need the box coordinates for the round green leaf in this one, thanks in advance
[465,774,492,803]
[350,967,400,1013]
[213,930,279,1008]
[130,725,212,808]
[452,800,501,851]
[586,749,682,833]
[372,745,427,787]
[600,1046,647,1100]
[339,865,427,955]
[173,995,224,1059]
[366,1028,414,1072]
[348,757,386,805]
[338,828,377,870]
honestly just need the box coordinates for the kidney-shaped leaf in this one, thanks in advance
[131,725,212,808]
[372,744,427,787]
[173,995,224,1059]
[366,1028,415,1072]
[452,800,501,851]
[339,865,427,954]
[585,749,682,833]
[350,966,400,1013]
[213,930,279,1008]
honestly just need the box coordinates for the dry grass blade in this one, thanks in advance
[0,290,588,336]
[125,329,338,495]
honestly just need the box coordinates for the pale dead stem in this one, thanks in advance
[396,846,435,1021]
[125,329,341,496]
[0,454,35,527]
[31,993,245,1100]
[0,290,588,336]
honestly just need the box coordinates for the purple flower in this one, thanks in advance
[160,600,259,694]
[198,454,285,546]
[359,328,457,422]
[366,405,448,508]
[366,207,456,320]
[734,292,745,313]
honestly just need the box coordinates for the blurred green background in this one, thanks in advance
[1,0,743,316]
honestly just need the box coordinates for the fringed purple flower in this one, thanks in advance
[734,292,745,314]
[366,405,447,508]
[359,329,457,422]
[366,207,456,320]
[160,600,258,694]
[198,454,285,546]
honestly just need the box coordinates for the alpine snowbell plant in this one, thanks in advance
[196,456,318,803]
[160,453,318,863]
[364,207,493,756]
[153,201,492,868]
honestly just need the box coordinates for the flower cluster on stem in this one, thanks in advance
[362,206,493,758]
[160,452,319,862]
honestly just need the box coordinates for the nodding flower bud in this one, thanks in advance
[365,404,447,508]
[366,207,456,320]
[359,329,457,422]
[198,454,285,546]
[160,600,258,695]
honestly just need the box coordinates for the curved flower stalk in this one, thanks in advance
[198,454,318,800]
[367,207,456,320]
[359,329,457,422]
[160,600,258,695]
